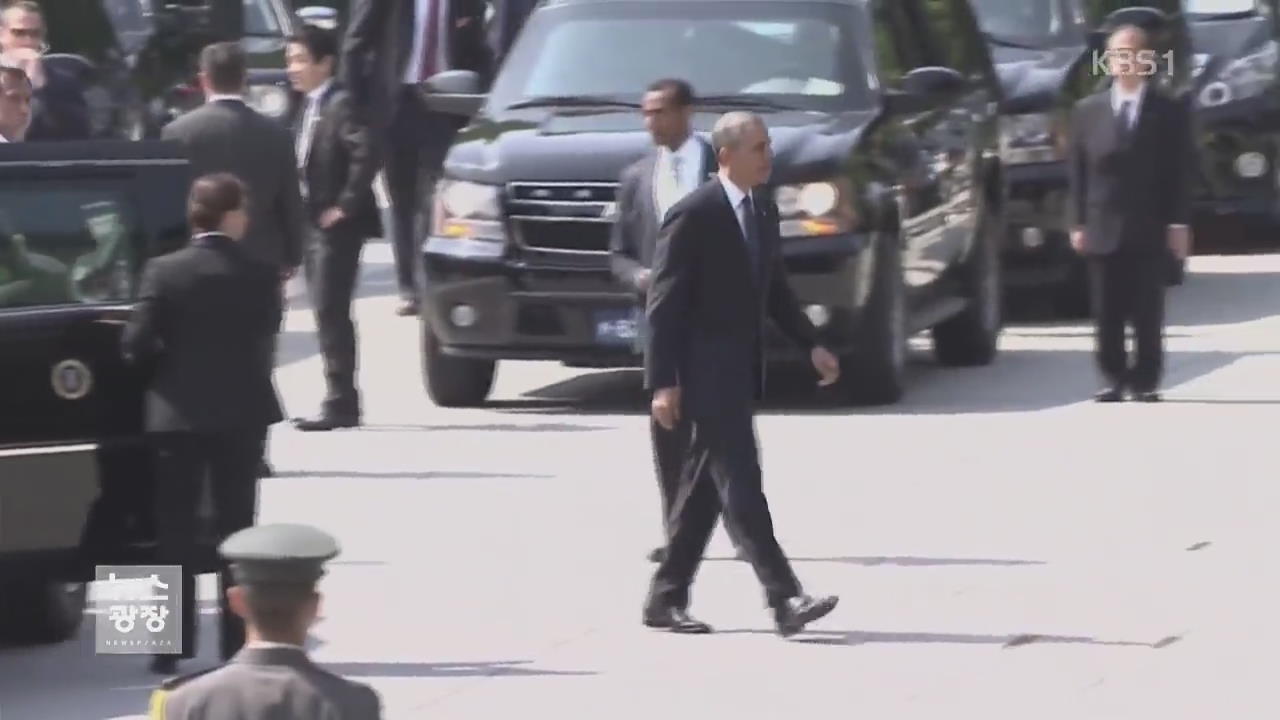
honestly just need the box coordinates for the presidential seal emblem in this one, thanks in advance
[51,359,93,400]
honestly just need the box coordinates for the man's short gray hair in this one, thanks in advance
[711,111,764,153]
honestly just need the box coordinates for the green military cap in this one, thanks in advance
[219,524,340,586]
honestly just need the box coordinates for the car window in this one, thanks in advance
[245,0,283,36]
[0,188,136,309]
[492,1,871,110]
[1184,0,1258,13]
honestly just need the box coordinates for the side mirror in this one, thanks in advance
[420,70,486,117]
[296,5,339,29]
[900,66,966,97]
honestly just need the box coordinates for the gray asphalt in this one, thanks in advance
[2,238,1279,719]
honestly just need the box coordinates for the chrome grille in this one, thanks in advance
[506,182,618,254]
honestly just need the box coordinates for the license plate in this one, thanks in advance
[594,308,639,346]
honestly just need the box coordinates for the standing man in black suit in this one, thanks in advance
[122,174,285,676]
[340,0,488,317]
[643,111,840,637]
[163,41,306,475]
[285,25,382,431]
[610,78,745,565]
[1068,24,1193,403]
[0,1,89,140]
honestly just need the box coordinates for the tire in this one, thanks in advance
[0,580,87,645]
[840,229,907,405]
[420,318,496,407]
[932,199,1002,366]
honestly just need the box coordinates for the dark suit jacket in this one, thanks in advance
[645,179,818,415]
[341,0,490,121]
[610,137,716,294]
[161,99,306,270]
[1067,85,1194,256]
[24,61,91,141]
[121,234,284,433]
[152,646,381,719]
[294,84,382,239]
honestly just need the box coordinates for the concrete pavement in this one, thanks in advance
[2,240,1279,719]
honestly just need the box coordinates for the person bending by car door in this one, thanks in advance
[122,174,285,676]
[286,25,381,431]
[610,78,745,565]
[643,111,840,637]
[1067,23,1193,403]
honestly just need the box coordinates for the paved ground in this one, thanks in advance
[3,239,1280,719]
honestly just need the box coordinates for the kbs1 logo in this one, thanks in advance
[1092,49,1176,77]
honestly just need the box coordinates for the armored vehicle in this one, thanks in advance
[415,0,1007,407]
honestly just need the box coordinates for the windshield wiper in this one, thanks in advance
[506,95,640,110]
[980,31,1047,50]
[695,95,803,112]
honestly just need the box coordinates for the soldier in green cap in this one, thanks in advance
[148,523,383,720]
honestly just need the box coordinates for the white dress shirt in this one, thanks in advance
[1110,80,1145,130]
[207,93,245,105]
[0,133,8,143]
[246,640,306,651]
[296,79,333,170]
[405,0,449,84]
[653,135,703,221]
[718,171,752,239]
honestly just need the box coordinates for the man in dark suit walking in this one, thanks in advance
[1068,24,1194,403]
[610,78,744,564]
[0,1,89,141]
[122,174,285,675]
[643,111,840,637]
[340,0,488,316]
[285,25,381,431]
[163,41,306,473]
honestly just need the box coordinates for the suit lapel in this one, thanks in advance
[638,149,659,224]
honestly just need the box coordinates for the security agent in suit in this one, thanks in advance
[285,25,382,431]
[148,523,383,720]
[122,174,285,675]
[340,0,488,316]
[0,1,90,141]
[609,78,745,565]
[1067,24,1193,403]
[163,41,307,474]
[643,111,841,637]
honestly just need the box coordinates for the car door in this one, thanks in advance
[0,142,193,571]
[873,0,951,290]
[909,0,997,267]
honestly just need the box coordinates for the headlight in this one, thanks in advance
[1199,40,1279,107]
[432,179,506,243]
[773,179,857,237]
[245,85,289,118]
[998,113,1059,164]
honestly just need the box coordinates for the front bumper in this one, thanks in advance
[1000,161,1077,288]
[421,233,874,365]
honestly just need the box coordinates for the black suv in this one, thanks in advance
[42,0,297,139]
[416,0,1006,406]
[0,141,214,646]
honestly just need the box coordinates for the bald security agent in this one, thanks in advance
[149,523,383,720]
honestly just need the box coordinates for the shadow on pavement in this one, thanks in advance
[704,555,1045,567]
[353,422,610,432]
[318,659,596,678]
[271,470,553,480]
[775,629,1182,648]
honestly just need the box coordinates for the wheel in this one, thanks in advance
[0,579,87,645]
[840,229,907,405]
[420,317,496,407]
[932,199,1002,366]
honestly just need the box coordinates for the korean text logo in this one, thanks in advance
[93,565,182,654]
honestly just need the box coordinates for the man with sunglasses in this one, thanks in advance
[0,1,88,141]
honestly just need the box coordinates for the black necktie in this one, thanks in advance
[1116,100,1133,140]
[741,194,760,282]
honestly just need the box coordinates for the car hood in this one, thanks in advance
[443,108,878,186]
[990,44,1084,113]
[1188,14,1275,90]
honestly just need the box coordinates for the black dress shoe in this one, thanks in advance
[293,414,361,431]
[643,605,713,634]
[258,460,274,477]
[1094,387,1124,403]
[149,655,179,676]
[773,594,839,637]
[1133,390,1162,402]
[648,546,666,563]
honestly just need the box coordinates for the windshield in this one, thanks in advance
[245,0,284,36]
[1184,0,1258,14]
[970,0,1085,46]
[487,1,872,113]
